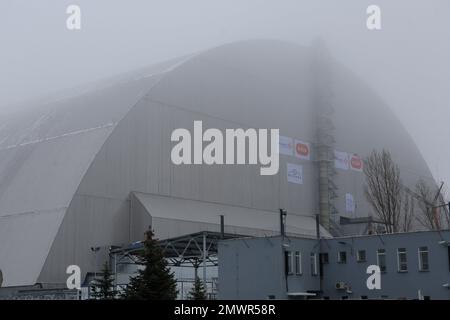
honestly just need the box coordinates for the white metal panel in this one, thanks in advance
[0,208,65,287]
[132,192,330,239]
[0,57,185,287]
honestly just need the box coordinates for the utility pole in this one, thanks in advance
[279,209,288,295]
[280,209,287,238]
[316,214,323,294]
[90,247,100,279]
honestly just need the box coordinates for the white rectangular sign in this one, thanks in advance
[334,150,349,170]
[345,193,355,213]
[287,163,303,184]
[279,136,294,156]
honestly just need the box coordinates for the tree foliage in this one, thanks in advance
[90,262,117,300]
[188,276,207,300]
[121,228,178,300]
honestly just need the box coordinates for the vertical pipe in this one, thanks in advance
[280,209,286,237]
[316,214,323,294]
[203,232,207,291]
[181,281,184,300]
[220,215,225,239]
[94,251,97,279]
[114,253,117,290]
[315,214,320,240]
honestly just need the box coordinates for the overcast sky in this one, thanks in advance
[0,0,449,196]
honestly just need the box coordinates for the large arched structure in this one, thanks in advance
[0,40,435,288]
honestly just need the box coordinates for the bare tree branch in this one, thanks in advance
[363,149,402,233]
[415,179,449,230]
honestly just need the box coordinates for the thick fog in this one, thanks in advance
[0,0,449,195]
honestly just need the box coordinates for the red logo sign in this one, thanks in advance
[350,154,363,171]
[296,143,309,157]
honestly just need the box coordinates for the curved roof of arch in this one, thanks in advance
[0,54,191,287]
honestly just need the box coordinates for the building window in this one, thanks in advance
[418,247,429,271]
[320,252,329,264]
[377,249,387,273]
[285,251,294,275]
[295,251,302,275]
[338,251,347,264]
[357,250,366,262]
[310,253,318,276]
[397,248,408,272]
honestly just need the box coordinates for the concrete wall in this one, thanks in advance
[218,237,286,299]
[218,231,450,300]
[218,236,321,299]
[322,231,450,299]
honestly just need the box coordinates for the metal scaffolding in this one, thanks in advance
[109,231,243,295]
[310,40,339,233]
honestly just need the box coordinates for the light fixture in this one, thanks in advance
[438,240,449,246]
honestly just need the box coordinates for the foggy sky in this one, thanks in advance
[1,0,449,197]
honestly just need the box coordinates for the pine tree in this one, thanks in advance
[188,276,207,300]
[121,228,178,300]
[90,262,118,300]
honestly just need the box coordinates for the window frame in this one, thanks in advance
[357,250,366,262]
[337,251,347,264]
[397,248,408,273]
[295,251,302,275]
[310,252,318,276]
[418,246,429,272]
[285,251,294,275]
[377,249,387,273]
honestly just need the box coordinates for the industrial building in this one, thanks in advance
[218,230,450,300]
[0,39,439,296]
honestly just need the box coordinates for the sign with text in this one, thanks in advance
[279,136,294,156]
[346,193,355,213]
[334,150,349,170]
[287,163,303,184]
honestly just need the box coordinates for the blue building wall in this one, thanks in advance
[218,230,450,299]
